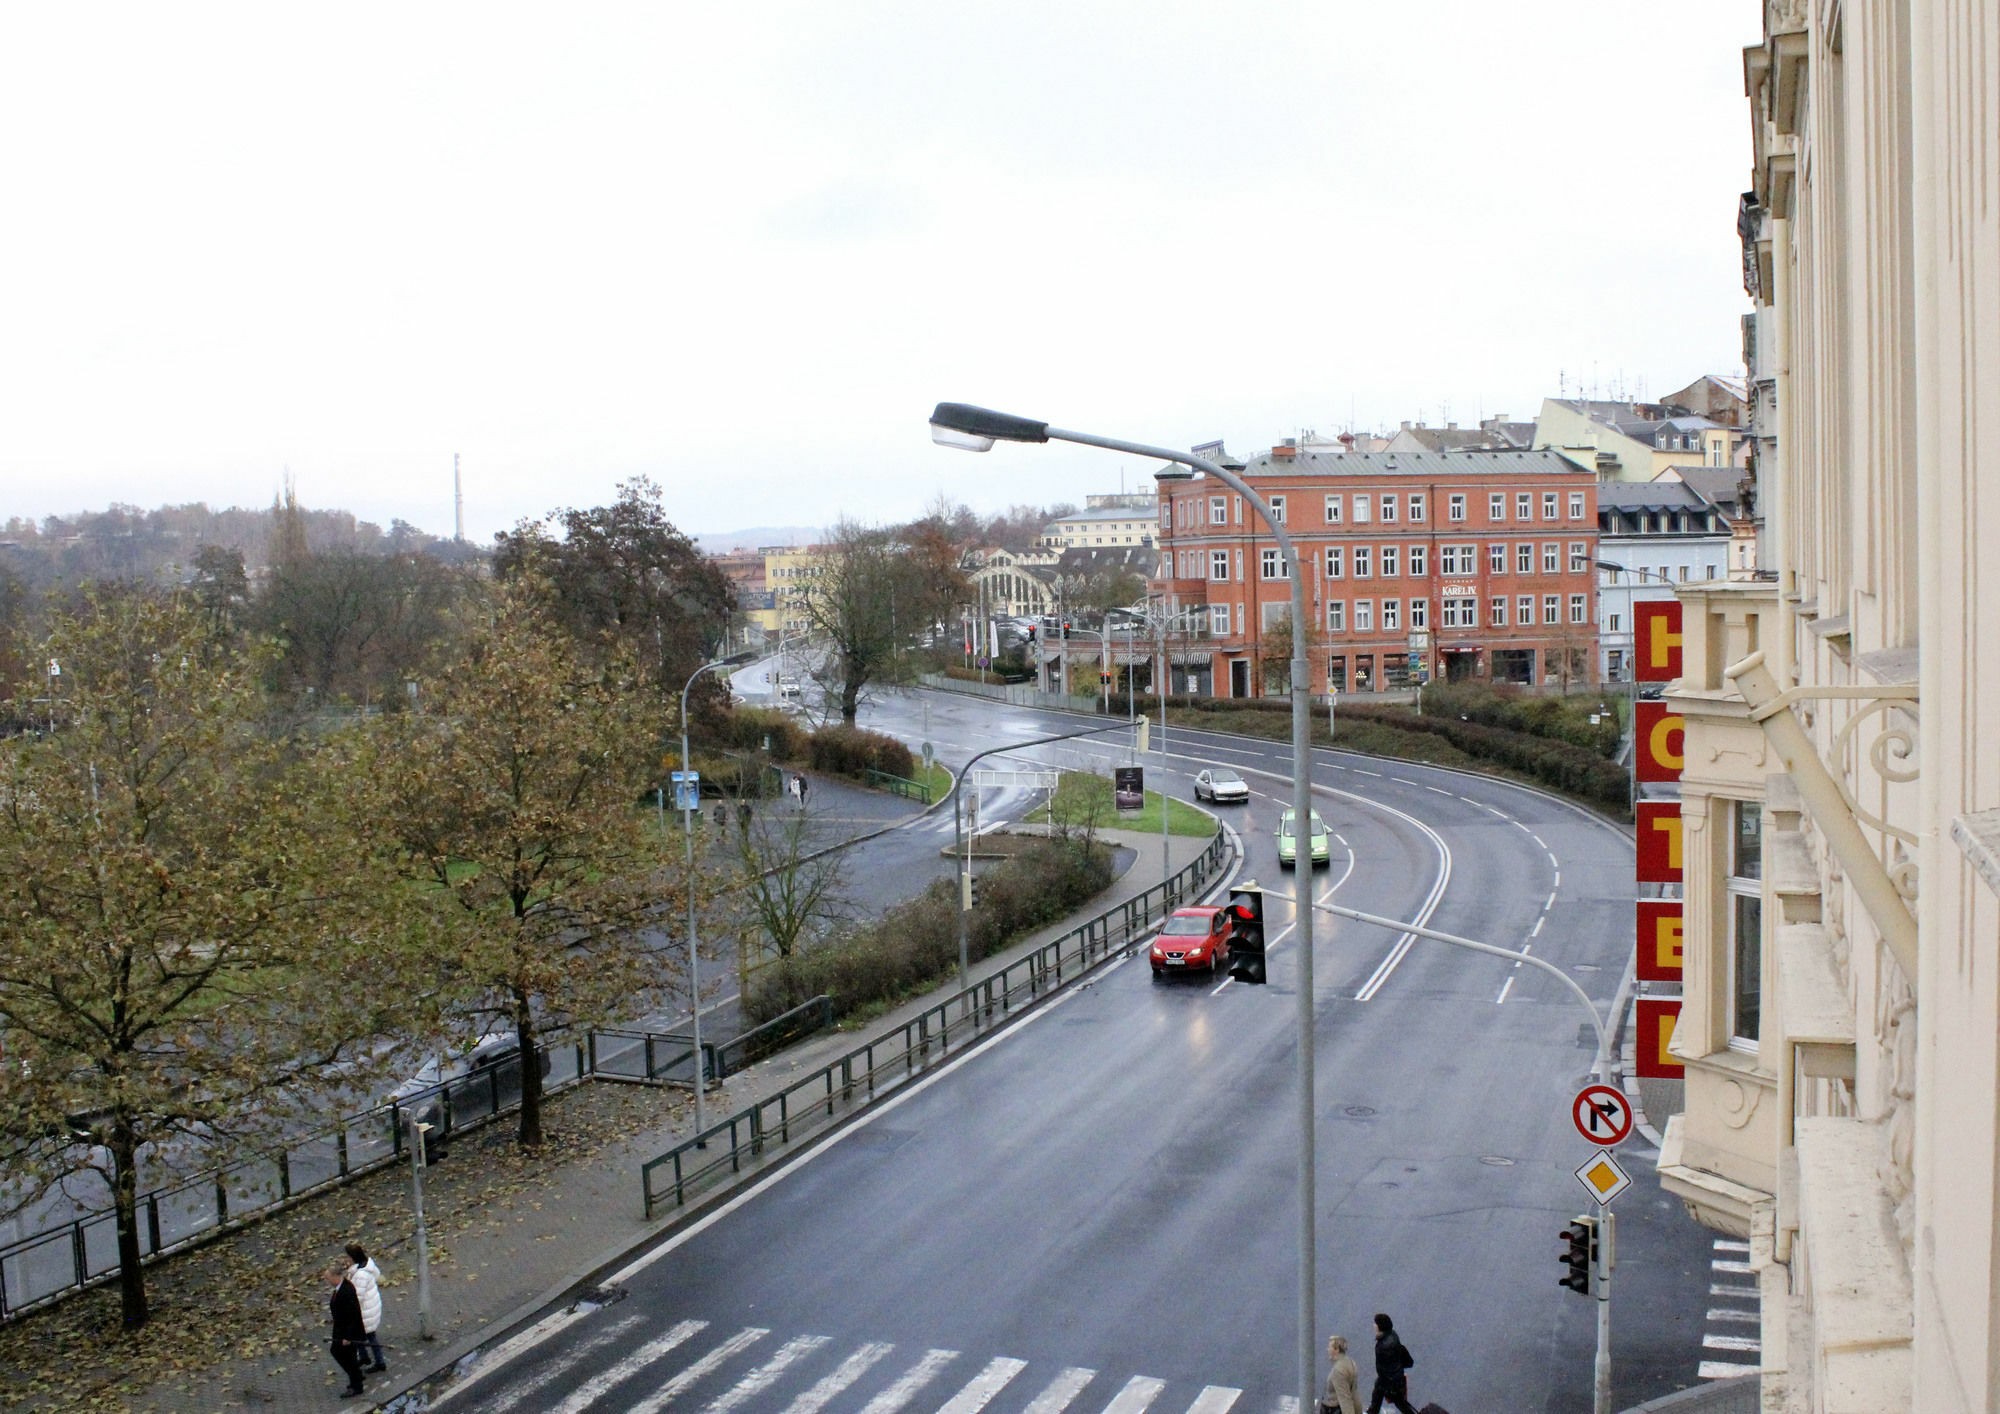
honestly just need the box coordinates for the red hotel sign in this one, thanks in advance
[1634,601,1684,681]
[1634,999,1685,1079]
[1636,802,1683,883]
[1634,700,1685,783]
[1636,900,1684,982]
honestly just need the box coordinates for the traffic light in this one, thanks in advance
[1225,883,1266,984]
[1027,626,1037,642]
[1560,1215,1598,1296]
[962,870,980,910]
[1136,714,1150,753]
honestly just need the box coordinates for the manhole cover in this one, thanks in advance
[1344,1105,1377,1117]
[1478,1155,1516,1167]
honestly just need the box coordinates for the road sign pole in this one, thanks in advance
[1594,1209,1615,1414]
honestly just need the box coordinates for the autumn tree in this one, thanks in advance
[371,580,691,1149]
[1258,608,1326,694]
[0,588,399,1330]
[258,549,469,705]
[794,520,962,724]
[725,789,852,966]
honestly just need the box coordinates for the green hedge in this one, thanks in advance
[807,723,915,781]
[742,836,1114,1024]
[1415,681,1621,757]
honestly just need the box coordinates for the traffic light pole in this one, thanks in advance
[1595,1211,1615,1414]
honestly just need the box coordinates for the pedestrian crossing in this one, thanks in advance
[450,1317,1297,1414]
[1699,1237,1762,1380]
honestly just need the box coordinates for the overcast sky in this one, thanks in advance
[1,2,1759,545]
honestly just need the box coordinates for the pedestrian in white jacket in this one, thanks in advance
[344,1243,387,1372]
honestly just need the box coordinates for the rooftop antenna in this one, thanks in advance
[453,453,465,542]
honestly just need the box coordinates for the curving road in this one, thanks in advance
[442,685,1716,1414]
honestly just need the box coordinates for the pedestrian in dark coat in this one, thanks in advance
[1367,1313,1417,1414]
[326,1266,368,1397]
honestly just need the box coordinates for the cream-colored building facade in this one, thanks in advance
[1655,2,2000,1411]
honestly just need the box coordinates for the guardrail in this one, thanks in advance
[712,996,835,1078]
[640,827,1233,1218]
[862,768,931,803]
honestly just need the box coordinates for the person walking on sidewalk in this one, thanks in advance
[1322,1334,1362,1414]
[1366,1313,1417,1414]
[345,1242,386,1373]
[325,1265,368,1398]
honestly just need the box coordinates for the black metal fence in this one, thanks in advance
[640,827,1233,1217]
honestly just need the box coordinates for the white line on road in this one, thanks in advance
[1513,820,1534,833]
[1712,1258,1757,1274]
[1530,917,1544,938]
[1019,1368,1097,1414]
[703,1335,834,1414]
[1183,1388,1243,1414]
[1354,768,1382,777]
[1699,1361,1761,1379]
[626,1327,771,1414]
[1097,1375,1168,1414]
[431,1306,624,1408]
[545,1319,707,1414]
[1544,891,1558,912]
[1703,1333,1763,1352]
[478,1313,651,1414]
[1706,1308,1760,1324]
[935,1357,1027,1414]
[1714,1239,1752,1253]
[1532,834,1548,848]
[1710,1283,1760,1298]
[1425,785,1452,795]
[1495,976,1515,1005]
[1552,871,1560,887]
[779,1343,896,1414]
[858,1350,961,1414]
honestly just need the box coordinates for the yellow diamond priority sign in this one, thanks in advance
[1575,1152,1631,1207]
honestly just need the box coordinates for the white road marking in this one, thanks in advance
[1702,1333,1762,1352]
[935,1357,1027,1414]
[858,1349,961,1414]
[1530,917,1544,938]
[1495,976,1515,1005]
[1699,1361,1760,1379]
[626,1328,771,1414]
[431,1306,615,1407]
[1513,820,1534,833]
[1544,891,1558,912]
[1552,871,1560,887]
[778,1343,896,1414]
[1531,833,1548,848]
[545,1319,706,1414]
[704,1335,834,1414]
[1353,793,1455,1001]
[1457,795,1483,806]
[1712,1258,1756,1274]
[1391,777,1420,787]
[1354,768,1382,777]
[1706,1308,1760,1324]
[1710,1283,1759,1299]
[1183,1388,1243,1414]
[1714,1239,1751,1253]
[1098,1375,1168,1414]
[1020,1368,1097,1414]
[479,1314,651,1414]
[1425,785,1452,795]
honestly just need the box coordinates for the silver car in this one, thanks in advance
[1193,768,1250,803]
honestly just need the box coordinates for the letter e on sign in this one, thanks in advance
[1635,802,1684,883]
[1634,700,1685,782]
[1635,999,1684,1079]
[1635,899,1684,982]
[1635,601,1683,681]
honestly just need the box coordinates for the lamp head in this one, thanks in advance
[929,402,1050,453]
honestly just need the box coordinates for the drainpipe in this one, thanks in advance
[1724,650,1919,984]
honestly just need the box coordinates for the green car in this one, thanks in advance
[1277,808,1330,868]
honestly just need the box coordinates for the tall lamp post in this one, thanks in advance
[679,657,734,1142]
[931,403,1320,1413]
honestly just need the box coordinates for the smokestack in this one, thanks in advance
[454,453,464,542]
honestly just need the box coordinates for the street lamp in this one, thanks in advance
[931,403,1320,1414]
[679,658,735,1143]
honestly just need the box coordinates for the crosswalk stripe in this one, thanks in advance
[1183,1386,1242,1414]
[1705,1308,1760,1325]
[627,1327,771,1414]
[1709,1282,1758,1299]
[1702,1334,1762,1352]
[704,1335,834,1414]
[1098,1375,1168,1414]
[1713,1239,1750,1253]
[1711,1258,1755,1274]
[779,1342,897,1414]
[935,1357,1027,1414]
[548,1319,708,1414]
[486,1314,651,1414]
[1699,1360,1760,1379]
[1021,1367,1097,1414]
[859,1349,962,1414]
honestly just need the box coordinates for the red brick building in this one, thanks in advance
[1152,445,1600,695]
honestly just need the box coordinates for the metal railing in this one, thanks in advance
[863,768,931,803]
[712,996,834,1078]
[640,827,1232,1217]
[0,1019,727,1321]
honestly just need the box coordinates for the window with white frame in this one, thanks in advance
[1409,598,1427,629]
[1442,597,1477,628]
[1517,594,1534,624]
[1729,801,1763,1045]
[1569,491,1586,520]
[1542,492,1558,519]
[1542,594,1559,624]
[1211,549,1229,580]
[1352,494,1371,523]
[1381,598,1400,631]
[1161,502,1171,528]
[1234,496,1244,524]
[1609,612,1623,632]
[1542,543,1559,573]
[1269,495,1286,524]
[1448,493,1466,521]
[1380,494,1397,523]
[1324,494,1343,524]
[1489,543,1506,573]
[1380,545,1398,577]
[1353,546,1372,577]
[1327,600,1346,632]
[1517,542,1533,573]
[1706,564,1718,579]
[1408,544,1427,576]
[1210,496,1227,525]
[1325,546,1345,578]
[1490,596,1507,626]
[1211,604,1230,636]
[1354,600,1374,632]
[1261,547,1287,579]
[1440,543,1476,574]
[1569,594,1587,624]
[1489,492,1506,520]
[1516,492,1533,520]
[1408,493,1426,521]
[1570,542,1589,573]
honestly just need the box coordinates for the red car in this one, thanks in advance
[1150,906,1230,975]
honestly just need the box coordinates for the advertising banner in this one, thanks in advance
[1634,601,1684,681]
[1114,766,1144,812]
[1634,999,1685,1079]
[1634,700,1686,783]
[1636,802,1684,883]
[1635,899,1685,982]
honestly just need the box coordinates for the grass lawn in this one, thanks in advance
[1023,770,1214,837]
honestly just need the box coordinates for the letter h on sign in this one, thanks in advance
[1634,601,1683,682]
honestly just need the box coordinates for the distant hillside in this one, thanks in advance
[693,526,824,555]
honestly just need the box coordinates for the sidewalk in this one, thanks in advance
[100,823,1224,1413]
